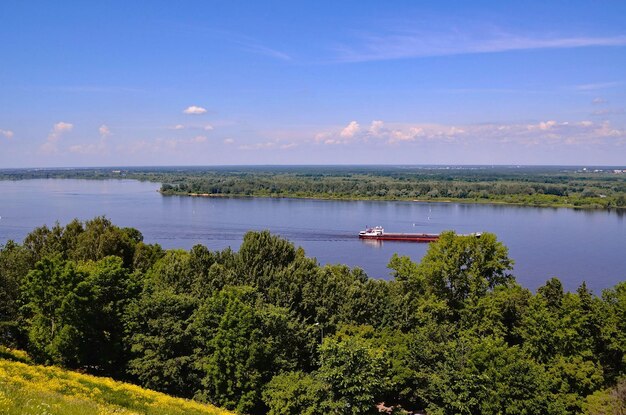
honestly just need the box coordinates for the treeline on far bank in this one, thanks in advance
[158,169,626,209]
[1,165,625,208]
[1,217,625,415]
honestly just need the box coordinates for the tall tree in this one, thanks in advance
[0,240,31,346]
[191,286,304,414]
[125,286,199,397]
[72,216,139,268]
[74,256,133,376]
[318,334,389,415]
[417,232,513,309]
[20,258,87,366]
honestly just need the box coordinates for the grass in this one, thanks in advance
[0,347,233,415]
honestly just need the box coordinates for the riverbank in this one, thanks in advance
[160,190,626,210]
[2,165,625,210]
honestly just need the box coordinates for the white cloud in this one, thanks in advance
[41,122,74,154]
[315,119,626,148]
[314,132,332,143]
[340,121,360,138]
[183,105,207,115]
[99,124,111,137]
[592,97,606,105]
[224,138,235,145]
[315,120,463,145]
[317,120,467,145]
[193,135,208,143]
[69,125,111,155]
[204,124,214,131]
[51,122,73,138]
[0,129,14,139]
[388,127,424,143]
[537,120,557,131]
[593,121,624,138]
[368,120,385,135]
[170,124,185,130]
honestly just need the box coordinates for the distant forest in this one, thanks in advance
[2,165,625,208]
[1,217,625,414]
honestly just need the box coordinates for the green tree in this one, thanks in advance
[72,216,139,268]
[20,258,87,366]
[518,292,562,363]
[465,284,532,345]
[318,334,390,415]
[417,232,513,310]
[427,336,557,415]
[538,277,564,310]
[125,287,199,397]
[237,230,296,285]
[146,250,193,294]
[599,282,626,381]
[74,256,133,376]
[0,240,31,346]
[546,355,604,413]
[584,378,626,415]
[191,286,304,414]
[263,371,331,415]
[22,219,85,264]
[132,242,164,274]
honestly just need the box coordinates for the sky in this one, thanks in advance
[1,0,626,167]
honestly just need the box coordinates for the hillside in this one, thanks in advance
[0,348,233,415]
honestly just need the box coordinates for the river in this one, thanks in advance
[0,179,624,292]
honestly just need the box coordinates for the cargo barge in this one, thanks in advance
[358,226,439,242]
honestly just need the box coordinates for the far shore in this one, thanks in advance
[159,190,626,211]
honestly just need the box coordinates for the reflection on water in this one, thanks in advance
[0,179,624,292]
[360,239,384,248]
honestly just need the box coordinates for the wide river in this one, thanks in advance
[0,179,624,292]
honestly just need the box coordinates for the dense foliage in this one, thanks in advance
[1,217,625,414]
[158,169,626,209]
[2,165,626,208]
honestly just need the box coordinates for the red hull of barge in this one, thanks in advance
[359,233,439,242]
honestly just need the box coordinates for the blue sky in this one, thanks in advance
[1,1,626,167]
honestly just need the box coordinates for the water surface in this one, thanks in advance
[0,179,624,292]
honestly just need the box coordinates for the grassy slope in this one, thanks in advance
[0,349,232,415]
